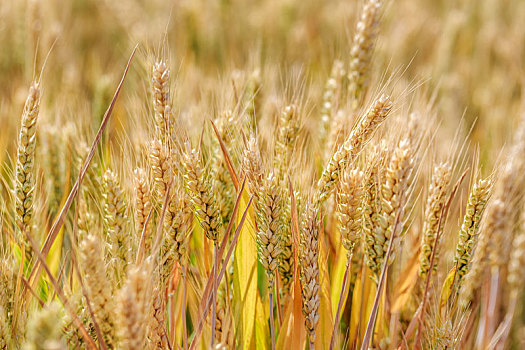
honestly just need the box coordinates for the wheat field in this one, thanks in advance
[1,0,525,349]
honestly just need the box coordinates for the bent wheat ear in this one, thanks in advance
[365,139,412,280]
[317,94,392,203]
[14,82,41,257]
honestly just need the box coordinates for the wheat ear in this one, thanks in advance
[14,82,41,258]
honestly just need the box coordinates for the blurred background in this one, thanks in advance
[1,0,523,158]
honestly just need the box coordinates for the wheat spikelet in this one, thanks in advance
[77,193,94,243]
[460,212,492,307]
[336,168,364,261]
[317,94,392,202]
[454,177,492,283]
[118,265,150,350]
[242,136,264,197]
[161,189,192,284]
[275,104,300,180]
[299,202,320,345]
[255,173,283,287]
[134,167,153,252]
[278,197,294,299]
[363,150,384,278]
[507,225,525,295]
[320,60,345,160]
[147,285,166,349]
[419,162,451,278]
[14,82,41,257]
[22,302,66,350]
[212,111,236,222]
[0,304,8,350]
[62,293,89,350]
[152,60,173,143]
[182,144,222,243]
[103,169,131,280]
[149,139,172,202]
[348,0,382,104]
[366,139,412,280]
[79,234,116,348]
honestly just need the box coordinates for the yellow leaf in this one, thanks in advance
[255,292,269,350]
[276,271,306,350]
[391,248,421,312]
[330,234,347,317]
[232,188,258,349]
[438,266,457,323]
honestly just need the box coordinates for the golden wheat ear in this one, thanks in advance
[14,82,41,260]
[317,94,392,203]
